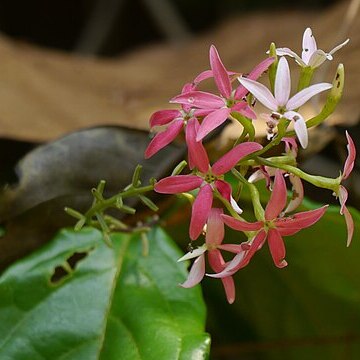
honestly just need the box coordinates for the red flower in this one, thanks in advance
[210,170,328,278]
[155,140,262,240]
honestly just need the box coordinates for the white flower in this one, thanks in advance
[276,27,349,68]
[238,57,332,148]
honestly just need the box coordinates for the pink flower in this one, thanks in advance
[178,208,244,304]
[239,57,332,148]
[276,27,349,69]
[155,141,262,239]
[170,45,274,141]
[145,83,211,159]
[210,170,328,277]
[335,131,356,246]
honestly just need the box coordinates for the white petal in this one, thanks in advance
[276,47,306,66]
[248,169,265,183]
[207,251,246,278]
[177,244,207,262]
[239,77,278,111]
[302,27,317,64]
[179,254,205,288]
[308,49,328,68]
[284,111,308,148]
[329,38,350,55]
[231,196,243,214]
[275,57,291,106]
[287,83,332,110]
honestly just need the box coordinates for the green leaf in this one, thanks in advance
[0,227,210,360]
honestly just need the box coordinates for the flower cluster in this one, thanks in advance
[145,28,355,303]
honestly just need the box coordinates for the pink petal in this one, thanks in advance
[210,45,232,98]
[217,244,247,253]
[343,131,356,180]
[265,170,287,220]
[267,229,288,268]
[234,57,275,99]
[190,184,213,240]
[275,57,291,106]
[275,205,328,230]
[221,276,236,304]
[286,83,332,110]
[206,208,225,246]
[302,28,317,64]
[282,137,298,155]
[221,214,263,231]
[209,230,267,277]
[155,175,202,194]
[212,142,263,175]
[343,205,354,247]
[238,77,278,111]
[215,180,243,214]
[149,109,181,127]
[144,120,183,158]
[185,118,210,173]
[196,107,231,141]
[238,105,257,119]
[284,175,304,214]
[170,91,225,109]
[180,254,205,288]
[207,250,236,303]
[284,111,308,149]
[339,185,348,215]
[193,70,213,84]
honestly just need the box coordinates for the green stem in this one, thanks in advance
[256,157,341,191]
[297,66,314,91]
[84,184,154,219]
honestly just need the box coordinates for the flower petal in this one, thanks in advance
[302,27,317,64]
[177,244,207,262]
[185,118,210,173]
[190,184,213,240]
[265,170,287,220]
[275,47,306,66]
[206,208,224,246]
[283,111,308,149]
[286,83,332,110]
[275,205,328,230]
[212,142,263,175]
[209,230,267,277]
[170,90,225,109]
[210,45,232,98]
[238,77,278,111]
[207,250,236,304]
[339,185,348,215]
[149,109,181,127]
[329,38,350,56]
[284,175,304,213]
[343,205,354,247]
[234,57,275,99]
[217,244,247,253]
[221,214,263,231]
[343,131,356,180]
[180,254,205,288]
[196,108,231,141]
[238,104,257,119]
[308,49,328,68]
[145,120,183,158]
[215,180,243,214]
[155,175,202,194]
[267,228,288,268]
[275,57,291,106]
